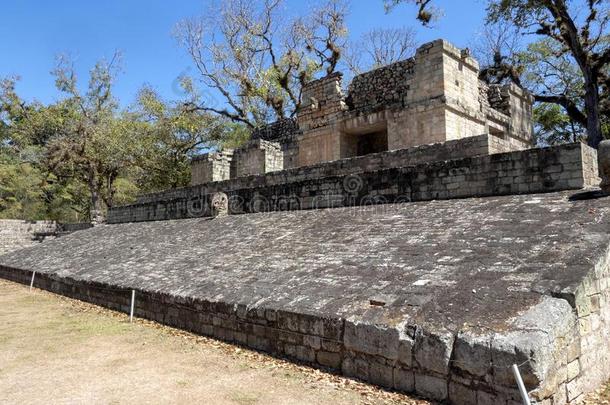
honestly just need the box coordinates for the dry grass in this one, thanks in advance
[0,279,431,405]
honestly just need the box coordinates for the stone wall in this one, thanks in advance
[232,139,284,178]
[250,118,302,170]
[298,72,346,132]
[2,238,608,404]
[108,141,599,224]
[191,39,534,177]
[0,220,91,256]
[251,118,301,141]
[0,220,57,256]
[139,134,505,206]
[191,151,233,186]
[346,59,415,113]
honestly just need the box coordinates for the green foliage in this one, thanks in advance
[533,103,583,146]
[0,57,242,222]
[0,153,46,220]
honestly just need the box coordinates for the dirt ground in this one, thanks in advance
[0,279,430,405]
[1,279,609,405]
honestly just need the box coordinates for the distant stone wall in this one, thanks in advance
[191,151,233,186]
[346,59,415,113]
[0,220,58,256]
[250,118,302,170]
[108,141,599,224]
[251,118,301,141]
[293,39,533,167]
[143,135,503,205]
[232,139,284,178]
[0,220,91,256]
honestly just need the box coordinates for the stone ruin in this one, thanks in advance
[1,39,610,405]
[191,39,534,185]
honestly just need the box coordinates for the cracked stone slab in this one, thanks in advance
[1,190,609,403]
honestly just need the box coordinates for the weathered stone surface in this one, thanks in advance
[1,190,609,403]
[599,140,610,193]
[491,298,576,388]
[453,331,493,378]
[0,220,90,256]
[344,319,400,360]
[111,141,599,224]
[413,328,455,375]
[414,373,448,401]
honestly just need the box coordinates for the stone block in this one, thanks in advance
[369,361,395,388]
[452,331,492,377]
[567,360,580,381]
[343,319,400,360]
[393,367,415,392]
[566,377,583,402]
[321,339,342,353]
[597,140,610,192]
[317,351,342,369]
[412,328,454,375]
[414,373,448,401]
[448,382,477,405]
[341,355,369,381]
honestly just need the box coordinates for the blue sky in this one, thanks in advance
[0,0,487,107]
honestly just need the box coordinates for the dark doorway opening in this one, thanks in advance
[356,130,388,156]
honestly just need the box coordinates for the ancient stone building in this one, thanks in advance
[2,38,610,405]
[192,39,534,185]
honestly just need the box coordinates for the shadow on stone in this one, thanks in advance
[568,189,609,201]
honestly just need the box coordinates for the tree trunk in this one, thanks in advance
[583,74,603,148]
[88,169,105,225]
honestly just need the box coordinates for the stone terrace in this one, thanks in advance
[1,190,609,404]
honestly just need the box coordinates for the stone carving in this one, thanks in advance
[211,192,229,217]
[599,140,610,193]
[91,210,106,227]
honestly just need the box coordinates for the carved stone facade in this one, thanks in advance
[191,39,535,186]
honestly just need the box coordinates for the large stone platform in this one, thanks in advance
[1,190,609,404]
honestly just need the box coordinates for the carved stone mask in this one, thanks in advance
[211,192,229,217]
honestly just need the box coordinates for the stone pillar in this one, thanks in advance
[231,139,283,178]
[297,72,346,132]
[599,140,610,193]
[191,151,233,186]
[503,83,535,147]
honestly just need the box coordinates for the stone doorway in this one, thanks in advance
[342,129,389,158]
[356,130,388,156]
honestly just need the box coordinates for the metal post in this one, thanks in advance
[512,364,531,405]
[29,271,36,292]
[129,289,135,323]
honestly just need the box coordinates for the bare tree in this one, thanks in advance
[344,27,418,75]
[384,0,439,26]
[175,0,348,128]
[473,20,524,85]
